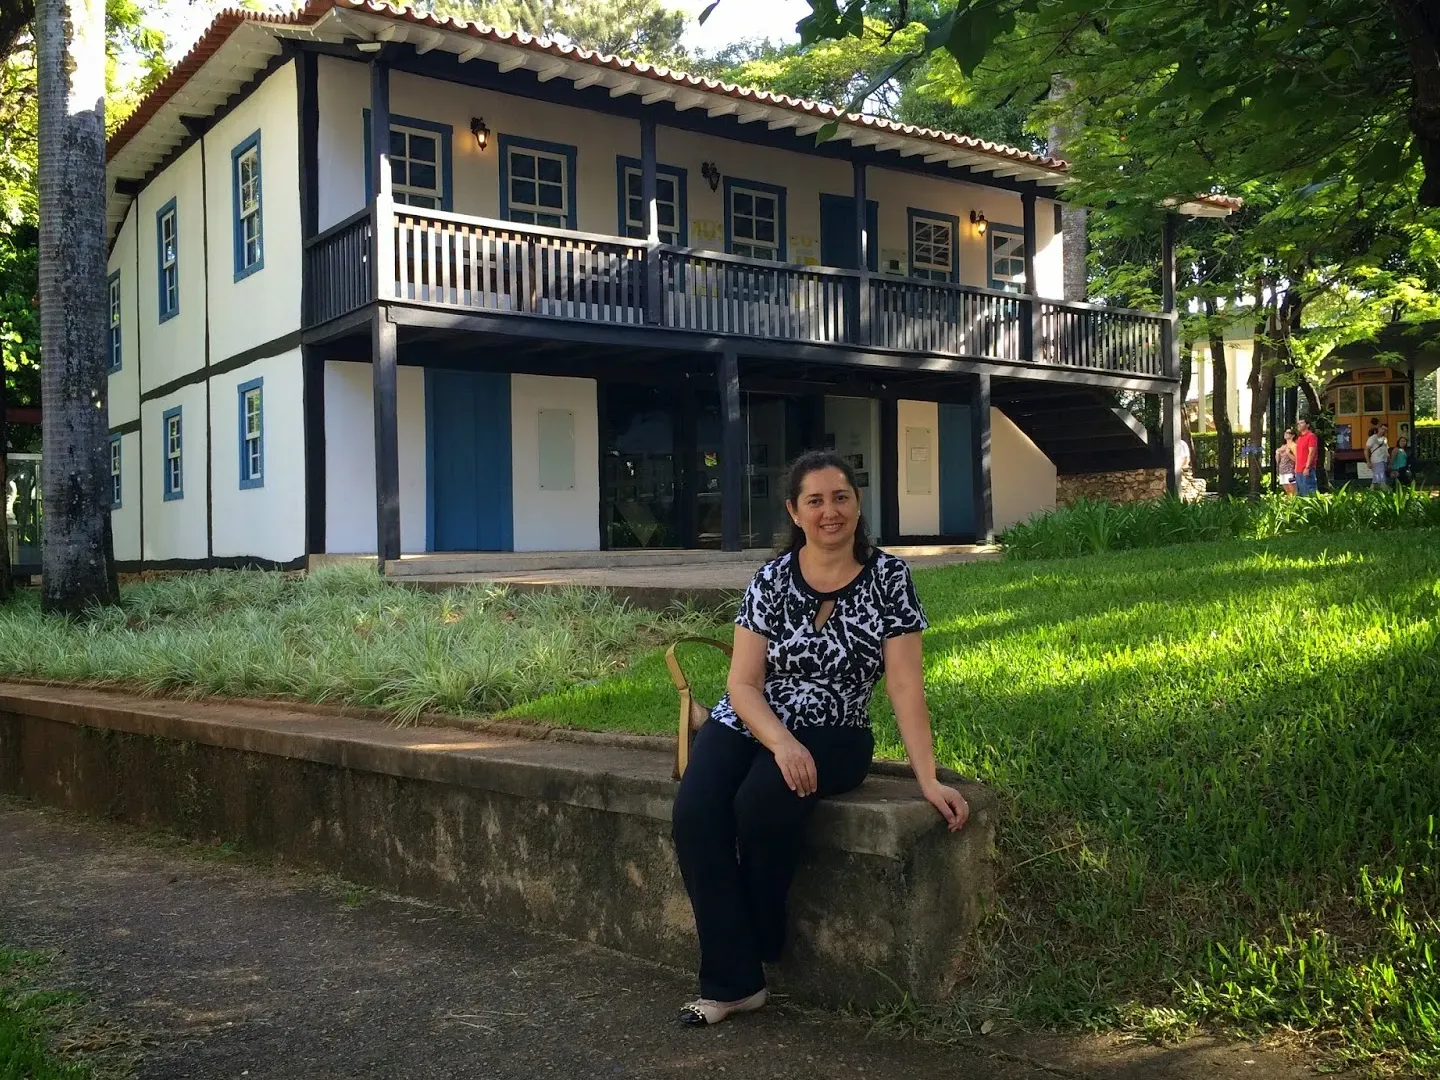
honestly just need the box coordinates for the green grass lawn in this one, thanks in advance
[0,951,92,1080]
[513,531,1440,1072]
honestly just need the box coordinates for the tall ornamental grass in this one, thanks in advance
[0,565,712,721]
[517,532,1440,1072]
[1000,487,1440,560]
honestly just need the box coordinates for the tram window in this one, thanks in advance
[1337,387,1359,414]
[1363,385,1386,413]
[1388,384,1407,412]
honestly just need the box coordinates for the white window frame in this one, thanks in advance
[989,227,1028,293]
[108,274,122,371]
[158,206,179,317]
[506,145,571,228]
[622,165,681,245]
[235,140,263,274]
[240,383,263,487]
[910,213,956,282]
[728,183,782,262]
[165,411,182,498]
[390,124,444,209]
[109,437,122,509]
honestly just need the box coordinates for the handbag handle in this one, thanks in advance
[666,636,733,781]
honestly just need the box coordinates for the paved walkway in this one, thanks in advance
[0,801,1318,1080]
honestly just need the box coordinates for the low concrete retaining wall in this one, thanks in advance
[0,685,996,1009]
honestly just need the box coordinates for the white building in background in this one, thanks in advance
[1187,323,1257,431]
[102,0,1233,569]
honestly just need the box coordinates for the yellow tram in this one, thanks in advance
[1322,368,1414,483]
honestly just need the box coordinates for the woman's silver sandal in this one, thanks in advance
[677,988,768,1026]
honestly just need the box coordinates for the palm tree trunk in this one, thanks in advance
[36,0,117,614]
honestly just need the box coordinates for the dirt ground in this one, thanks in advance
[0,799,1325,1080]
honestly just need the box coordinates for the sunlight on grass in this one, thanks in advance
[513,531,1440,1072]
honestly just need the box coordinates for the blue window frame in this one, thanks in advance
[107,271,122,371]
[500,134,578,229]
[723,176,786,261]
[109,434,122,509]
[162,405,183,500]
[362,111,454,211]
[232,130,264,280]
[237,377,264,489]
[156,199,179,321]
[907,208,959,283]
[614,156,687,245]
[987,222,1027,292]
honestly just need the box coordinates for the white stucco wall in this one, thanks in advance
[896,399,939,536]
[324,360,428,554]
[990,407,1057,530]
[141,383,209,561]
[509,374,599,552]
[209,349,306,562]
[105,205,141,427]
[204,60,302,361]
[136,143,206,396]
[313,55,1063,284]
[110,430,141,562]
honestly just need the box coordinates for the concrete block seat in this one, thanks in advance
[0,684,997,1008]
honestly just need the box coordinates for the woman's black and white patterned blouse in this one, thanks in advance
[710,549,928,734]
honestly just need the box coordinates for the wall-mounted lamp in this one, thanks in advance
[700,161,721,193]
[356,40,382,53]
[470,117,491,152]
[969,210,988,236]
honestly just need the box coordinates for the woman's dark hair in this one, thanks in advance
[782,449,874,561]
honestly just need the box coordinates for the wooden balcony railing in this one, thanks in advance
[303,203,1177,380]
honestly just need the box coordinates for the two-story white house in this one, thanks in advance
[102,0,1234,569]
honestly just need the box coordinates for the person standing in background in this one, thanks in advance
[1275,429,1298,495]
[1366,423,1390,488]
[1294,418,1319,496]
[1392,437,1411,486]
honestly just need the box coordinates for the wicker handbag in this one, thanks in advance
[665,636,733,780]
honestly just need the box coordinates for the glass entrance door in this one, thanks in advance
[744,394,805,549]
[604,386,679,548]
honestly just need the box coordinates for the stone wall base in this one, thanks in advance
[1056,468,1169,506]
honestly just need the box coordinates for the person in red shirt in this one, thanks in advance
[1294,418,1320,496]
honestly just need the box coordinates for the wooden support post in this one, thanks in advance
[879,396,899,543]
[641,118,661,325]
[302,345,327,557]
[854,161,871,345]
[970,374,994,543]
[369,60,393,305]
[1161,213,1181,496]
[718,349,743,552]
[1022,192,1040,362]
[372,305,401,565]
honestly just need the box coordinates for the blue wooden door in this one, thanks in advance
[427,369,513,551]
[938,403,975,537]
[819,194,879,271]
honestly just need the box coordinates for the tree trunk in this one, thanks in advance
[37,0,117,615]
[1047,74,1088,301]
[1390,0,1440,206]
[1205,297,1234,496]
[1246,287,1276,497]
[0,371,11,604]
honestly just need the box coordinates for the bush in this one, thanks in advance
[999,487,1440,560]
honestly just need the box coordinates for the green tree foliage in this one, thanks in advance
[430,0,689,62]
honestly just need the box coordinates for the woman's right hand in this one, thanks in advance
[772,735,818,797]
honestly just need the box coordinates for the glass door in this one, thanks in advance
[603,386,679,548]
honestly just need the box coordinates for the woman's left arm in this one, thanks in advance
[883,632,969,832]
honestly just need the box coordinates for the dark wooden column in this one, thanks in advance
[970,374,994,543]
[298,51,324,558]
[879,396,899,543]
[641,118,661,325]
[718,349,744,552]
[1161,212,1181,497]
[1022,192,1040,362]
[369,60,401,564]
[853,161,871,344]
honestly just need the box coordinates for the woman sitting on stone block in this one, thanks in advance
[671,449,970,1027]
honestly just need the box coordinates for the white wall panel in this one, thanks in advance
[137,144,206,394]
[510,374,599,551]
[141,383,209,561]
[110,430,141,562]
[896,399,939,536]
[323,360,427,554]
[105,204,141,426]
[991,407,1056,530]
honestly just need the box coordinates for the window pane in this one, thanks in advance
[512,179,536,206]
[755,218,775,243]
[409,194,438,209]
[389,130,406,157]
[658,204,676,228]
[1388,384,1407,411]
[627,171,642,197]
[538,156,563,184]
[536,212,564,227]
[511,209,536,225]
[408,134,436,162]
[409,162,437,190]
[657,177,675,202]
[390,159,405,183]
[1363,385,1385,412]
[733,192,753,215]
[1337,387,1359,414]
[537,182,564,209]
[512,152,536,179]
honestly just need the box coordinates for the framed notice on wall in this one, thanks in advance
[905,426,932,495]
[537,409,576,490]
